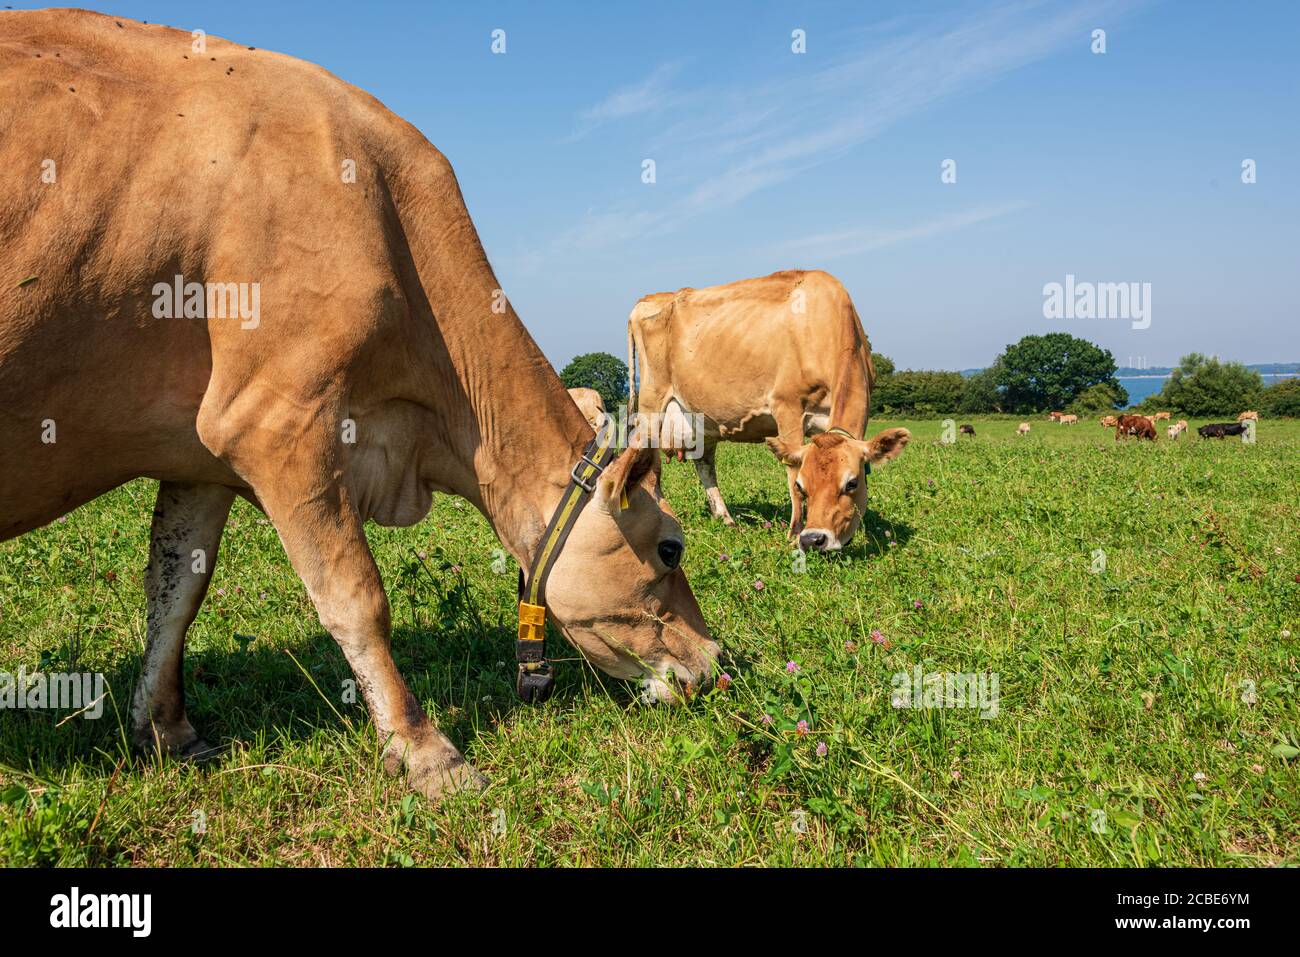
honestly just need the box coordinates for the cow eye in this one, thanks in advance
[844,477,859,494]
[657,540,684,569]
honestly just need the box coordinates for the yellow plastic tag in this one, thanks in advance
[518,601,546,643]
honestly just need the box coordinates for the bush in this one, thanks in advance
[959,366,1004,414]
[1150,353,1262,417]
[1258,376,1300,417]
[875,370,966,415]
[1069,382,1126,413]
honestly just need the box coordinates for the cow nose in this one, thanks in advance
[799,530,827,551]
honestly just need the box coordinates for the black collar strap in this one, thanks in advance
[515,427,620,702]
[827,426,871,474]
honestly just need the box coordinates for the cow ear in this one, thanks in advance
[765,436,805,467]
[599,443,657,511]
[860,427,911,464]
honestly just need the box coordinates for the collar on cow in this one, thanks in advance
[827,426,871,474]
[515,427,620,703]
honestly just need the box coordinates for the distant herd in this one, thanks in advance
[989,409,1260,441]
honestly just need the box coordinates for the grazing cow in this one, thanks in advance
[1153,411,1171,421]
[959,424,976,436]
[627,269,909,547]
[1115,414,1157,441]
[1237,410,1258,422]
[567,387,608,429]
[1048,411,1064,421]
[1059,414,1079,425]
[1100,415,1118,428]
[1017,423,1031,435]
[1167,419,1188,440]
[0,11,718,798]
[1199,422,1248,439]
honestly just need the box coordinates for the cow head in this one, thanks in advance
[766,427,911,552]
[544,443,718,703]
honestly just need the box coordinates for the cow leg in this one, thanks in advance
[774,413,806,539]
[251,475,484,800]
[784,464,803,540]
[693,440,735,526]
[132,481,235,758]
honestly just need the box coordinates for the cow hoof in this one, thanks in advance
[721,515,736,527]
[384,737,487,800]
[179,737,222,763]
[133,722,216,762]
[409,755,487,801]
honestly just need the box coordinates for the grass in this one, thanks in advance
[1,415,1297,867]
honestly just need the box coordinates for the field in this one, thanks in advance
[1,415,1297,867]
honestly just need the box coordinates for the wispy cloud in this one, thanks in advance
[525,0,1139,271]
[775,201,1032,261]
[567,62,685,141]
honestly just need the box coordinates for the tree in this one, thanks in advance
[871,352,896,379]
[558,352,628,411]
[1258,376,1300,417]
[1152,353,1262,417]
[993,333,1123,413]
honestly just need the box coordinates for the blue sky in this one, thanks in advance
[44,0,1300,370]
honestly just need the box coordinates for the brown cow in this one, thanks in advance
[1058,414,1079,425]
[1115,414,1157,441]
[1048,411,1064,421]
[0,10,718,798]
[1153,411,1171,421]
[628,270,908,547]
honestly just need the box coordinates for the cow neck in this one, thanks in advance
[422,289,592,570]
[469,364,595,572]
[390,159,594,569]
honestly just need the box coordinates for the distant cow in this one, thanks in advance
[1116,414,1157,441]
[1017,422,1030,435]
[628,269,909,549]
[1237,410,1258,422]
[1100,415,1118,428]
[1048,411,1064,421]
[1153,411,1171,421]
[1199,422,1248,439]
[1167,420,1188,440]
[1059,414,1078,425]
[959,424,976,436]
[567,387,607,429]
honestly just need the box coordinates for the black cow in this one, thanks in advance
[959,424,976,436]
[1198,422,1248,439]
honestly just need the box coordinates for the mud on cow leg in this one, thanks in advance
[132,481,235,759]
[249,470,485,800]
[693,441,735,526]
